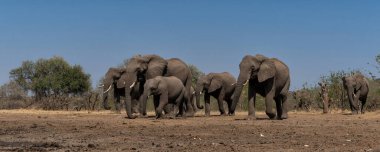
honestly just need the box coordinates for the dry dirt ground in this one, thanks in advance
[0,110,380,152]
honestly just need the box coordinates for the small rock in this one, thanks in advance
[260,133,265,137]
[131,147,137,150]
[304,145,309,147]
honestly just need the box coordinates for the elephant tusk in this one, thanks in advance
[192,91,196,95]
[129,81,136,88]
[243,80,249,86]
[231,83,236,86]
[103,85,112,93]
[353,93,357,98]
[98,84,104,88]
[200,91,202,95]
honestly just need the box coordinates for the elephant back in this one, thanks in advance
[165,58,191,85]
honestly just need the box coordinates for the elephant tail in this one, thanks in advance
[280,78,291,96]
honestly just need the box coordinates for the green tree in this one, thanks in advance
[188,64,205,86]
[9,56,91,109]
[0,80,27,100]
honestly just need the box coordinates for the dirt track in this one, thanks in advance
[0,110,380,152]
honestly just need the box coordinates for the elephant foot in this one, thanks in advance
[266,113,276,119]
[205,113,211,117]
[351,111,359,115]
[124,115,137,119]
[245,115,256,121]
[228,112,235,116]
[220,113,227,116]
[281,113,288,119]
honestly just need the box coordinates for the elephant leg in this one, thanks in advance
[132,98,139,114]
[247,82,256,120]
[205,94,211,117]
[351,92,360,114]
[361,97,367,114]
[153,95,160,110]
[226,99,233,115]
[281,94,288,119]
[183,83,195,116]
[155,94,168,119]
[262,80,276,119]
[139,95,147,117]
[274,96,283,120]
[115,95,121,113]
[170,89,185,118]
[177,102,185,117]
[264,93,276,119]
[217,90,226,116]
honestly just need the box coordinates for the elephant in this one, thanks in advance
[102,68,141,113]
[342,74,369,114]
[195,72,236,116]
[230,54,290,120]
[142,76,188,118]
[116,54,194,119]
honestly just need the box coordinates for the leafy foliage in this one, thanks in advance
[188,64,205,86]
[9,56,91,109]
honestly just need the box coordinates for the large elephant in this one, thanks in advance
[116,55,194,119]
[102,68,141,113]
[142,76,188,118]
[230,54,290,120]
[195,72,236,116]
[342,74,369,114]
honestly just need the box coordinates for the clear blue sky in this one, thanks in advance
[0,0,379,90]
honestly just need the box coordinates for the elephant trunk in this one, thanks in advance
[102,81,112,110]
[195,85,204,109]
[125,88,137,119]
[122,74,138,119]
[102,91,111,110]
[196,92,203,109]
[230,73,249,115]
[346,87,358,112]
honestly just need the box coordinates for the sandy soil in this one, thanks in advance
[0,110,380,152]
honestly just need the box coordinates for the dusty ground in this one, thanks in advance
[0,110,380,152]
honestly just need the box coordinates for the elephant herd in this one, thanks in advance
[102,54,369,120]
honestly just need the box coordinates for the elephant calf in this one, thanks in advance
[195,72,236,116]
[142,76,188,118]
[342,74,369,114]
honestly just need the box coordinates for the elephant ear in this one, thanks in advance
[208,77,222,93]
[144,55,168,79]
[258,60,276,83]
